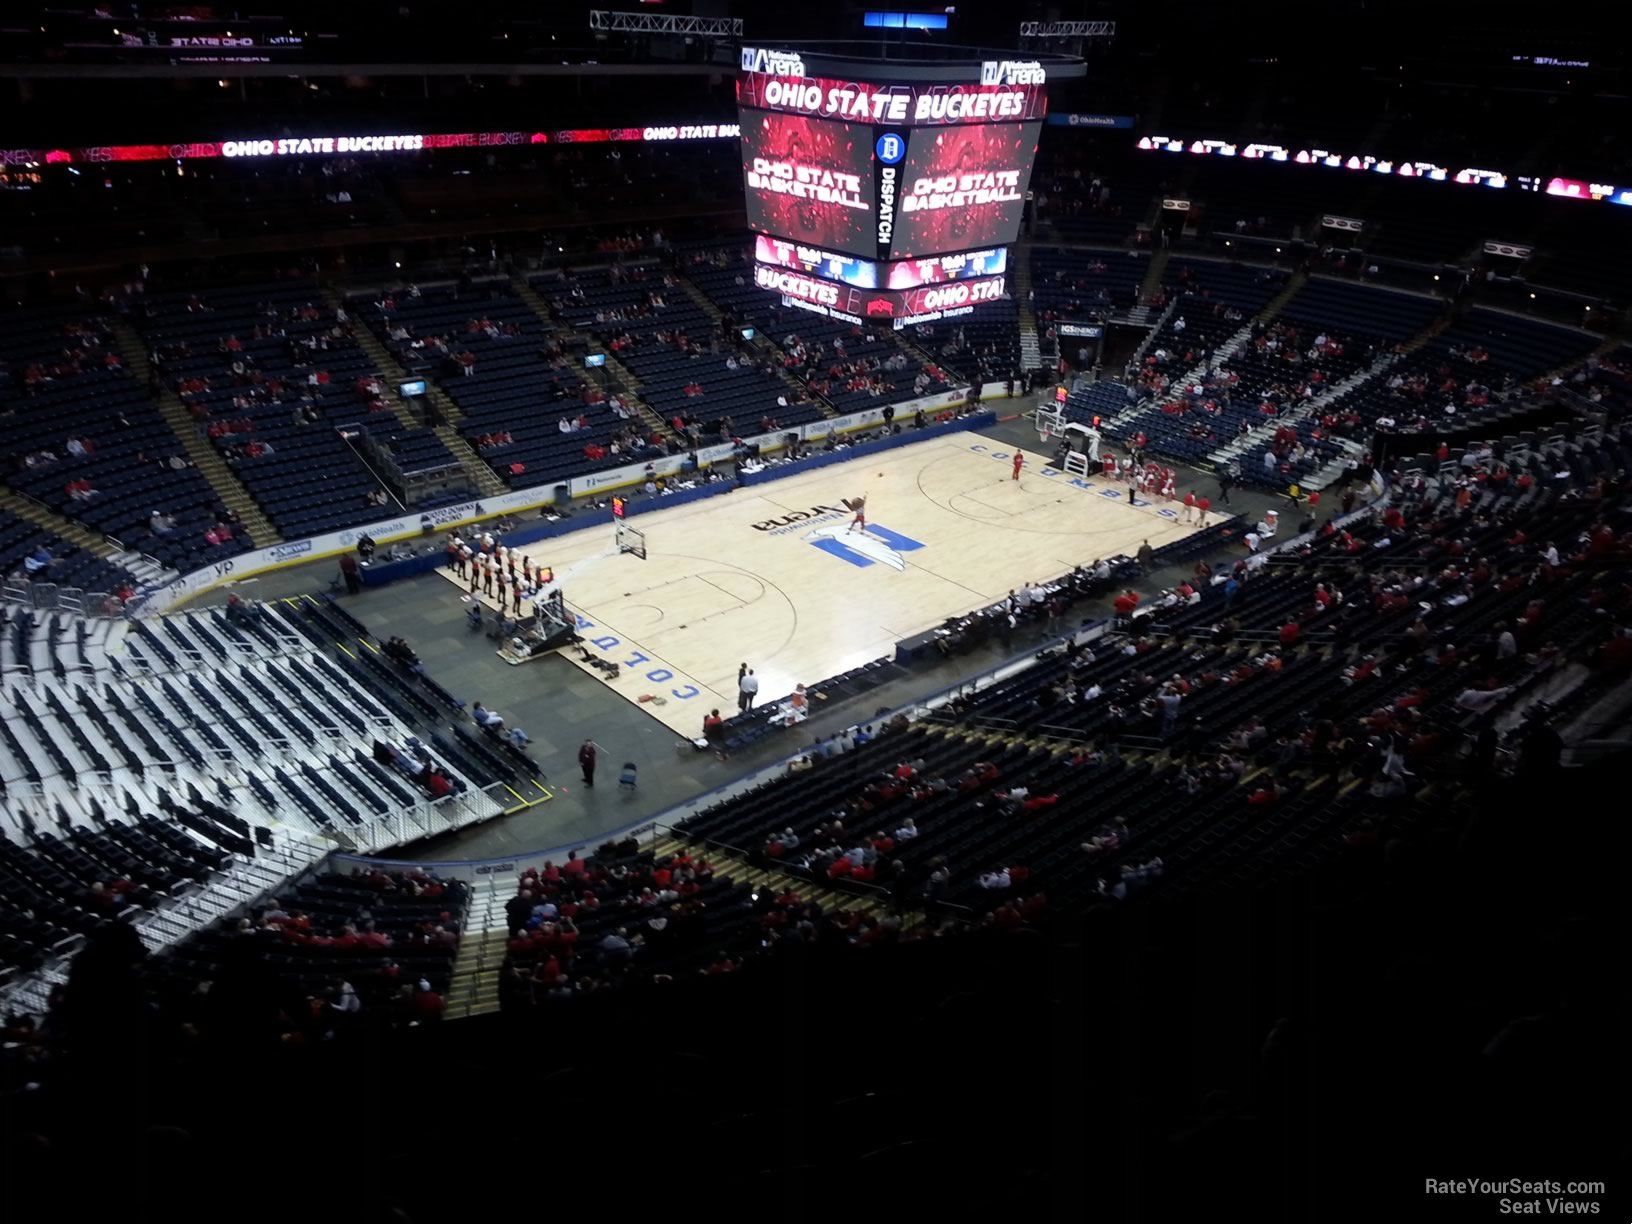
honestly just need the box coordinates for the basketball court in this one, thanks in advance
[439,430,1200,736]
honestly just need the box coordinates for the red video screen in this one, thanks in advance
[757,264,1006,326]
[754,234,880,288]
[740,109,876,258]
[889,122,1040,261]
[884,247,1008,289]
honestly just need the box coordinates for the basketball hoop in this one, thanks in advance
[615,520,647,560]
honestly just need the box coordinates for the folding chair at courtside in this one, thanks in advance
[618,762,638,790]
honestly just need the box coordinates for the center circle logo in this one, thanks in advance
[875,133,905,165]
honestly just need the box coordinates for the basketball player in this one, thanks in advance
[846,494,867,534]
[1012,450,1024,481]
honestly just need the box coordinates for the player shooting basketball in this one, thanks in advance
[844,494,867,534]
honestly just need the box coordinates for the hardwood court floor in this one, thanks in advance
[439,431,1201,736]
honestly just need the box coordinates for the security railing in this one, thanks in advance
[2,577,125,619]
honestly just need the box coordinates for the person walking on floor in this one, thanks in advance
[1127,475,1138,505]
[739,668,760,711]
[1218,466,1234,504]
[339,552,361,596]
[1011,450,1025,481]
[578,739,597,787]
[1137,539,1155,573]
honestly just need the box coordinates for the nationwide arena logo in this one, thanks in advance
[747,157,867,209]
[979,60,1048,86]
[745,503,924,568]
[752,504,848,534]
[740,47,807,78]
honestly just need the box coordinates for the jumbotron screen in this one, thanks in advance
[736,50,1046,289]
[753,234,1008,290]
[753,263,1007,327]
[739,110,876,258]
[887,122,1042,260]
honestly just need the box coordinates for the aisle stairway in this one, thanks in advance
[1136,248,1172,307]
[1100,268,1306,439]
[511,276,559,336]
[669,270,840,417]
[509,274,680,444]
[1205,351,1394,470]
[1255,269,1308,324]
[445,880,507,1019]
[648,834,886,918]
[441,833,885,1020]
[333,292,507,498]
[0,487,174,587]
[0,487,116,559]
[110,319,280,549]
[1013,243,1043,370]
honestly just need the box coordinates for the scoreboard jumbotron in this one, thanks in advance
[736,45,1072,327]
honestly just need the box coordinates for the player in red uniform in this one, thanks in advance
[1012,450,1025,481]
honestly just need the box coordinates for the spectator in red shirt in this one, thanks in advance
[412,980,445,1021]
